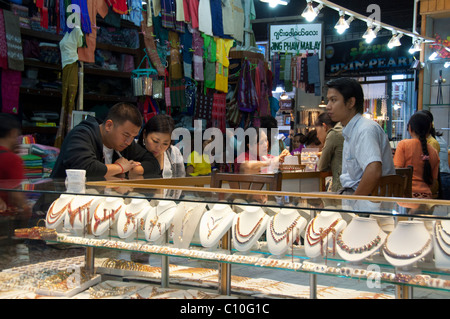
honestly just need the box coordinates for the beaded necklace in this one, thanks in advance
[336,230,382,254]
[123,208,145,233]
[234,215,264,245]
[382,235,432,260]
[67,199,93,227]
[207,216,224,239]
[434,221,450,257]
[306,217,342,256]
[93,205,122,232]
[269,214,301,244]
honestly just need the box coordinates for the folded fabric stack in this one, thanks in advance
[30,144,60,178]
[21,154,43,179]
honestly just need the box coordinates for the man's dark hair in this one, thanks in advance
[105,102,143,128]
[0,113,21,138]
[326,78,365,114]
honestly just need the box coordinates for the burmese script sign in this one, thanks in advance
[325,36,415,77]
[269,24,322,59]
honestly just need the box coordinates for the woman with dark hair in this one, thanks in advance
[235,127,289,174]
[315,112,344,192]
[394,112,440,198]
[138,114,185,178]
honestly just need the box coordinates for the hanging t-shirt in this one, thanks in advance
[60,26,83,69]
[183,0,199,29]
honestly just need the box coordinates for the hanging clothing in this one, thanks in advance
[222,0,233,36]
[169,31,183,79]
[122,0,143,27]
[210,0,224,37]
[141,10,165,76]
[183,0,199,29]
[3,10,24,71]
[215,38,233,93]
[230,0,244,43]
[0,9,8,69]
[54,61,79,148]
[1,69,22,114]
[192,29,204,81]
[78,0,108,63]
[203,34,216,90]
[198,0,213,36]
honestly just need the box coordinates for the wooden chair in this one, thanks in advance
[371,174,407,197]
[210,170,282,191]
[395,166,413,198]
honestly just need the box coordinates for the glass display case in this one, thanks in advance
[1,177,450,299]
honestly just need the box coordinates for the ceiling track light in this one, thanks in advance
[301,0,323,22]
[260,0,290,7]
[388,32,403,49]
[334,11,354,35]
[362,22,381,44]
[409,38,422,54]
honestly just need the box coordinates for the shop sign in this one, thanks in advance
[325,36,415,77]
[269,23,322,59]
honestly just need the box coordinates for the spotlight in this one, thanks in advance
[334,12,354,35]
[362,23,381,44]
[409,38,422,54]
[301,0,323,22]
[388,32,403,49]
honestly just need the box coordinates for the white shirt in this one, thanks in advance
[103,145,114,164]
[340,113,395,190]
[59,26,83,69]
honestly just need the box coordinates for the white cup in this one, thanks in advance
[65,169,86,192]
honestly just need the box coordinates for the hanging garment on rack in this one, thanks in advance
[215,37,234,93]
[203,34,217,90]
[0,9,8,69]
[161,0,184,32]
[198,0,213,36]
[78,0,108,63]
[212,93,226,132]
[192,29,204,81]
[122,0,143,27]
[230,0,245,43]
[237,59,258,113]
[181,25,193,78]
[1,68,21,114]
[222,0,233,36]
[169,31,183,80]
[183,0,200,29]
[307,54,321,96]
[210,0,224,37]
[141,11,165,76]
[54,61,79,148]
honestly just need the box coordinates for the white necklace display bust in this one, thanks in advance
[383,220,432,268]
[267,208,307,257]
[172,202,207,249]
[199,204,236,249]
[434,218,450,270]
[117,198,151,239]
[91,197,124,237]
[232,206,269,253]
[144,200,177,243]
[336,216,387,262]
[46,194,74,230]
[304,211,347,259]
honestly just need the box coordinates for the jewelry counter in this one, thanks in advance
[1,178,450,299]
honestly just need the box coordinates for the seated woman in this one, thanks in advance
[235,127,290,174]
[315,112,344,192]
[138,114,185,178]
[393,112,440,198]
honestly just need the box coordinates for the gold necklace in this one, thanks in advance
[179,208,194,242]
[123,208,144,233]
[207,216,224,239]
[47,199,71,225]
[306,217,342,256]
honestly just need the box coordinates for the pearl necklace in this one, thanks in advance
[234,215,264,245]
[382,235,432,260]
[269,214,301,244]
[336,230,382,254]
[306,217,342,256]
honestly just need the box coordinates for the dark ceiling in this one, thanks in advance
[252,0,418,42]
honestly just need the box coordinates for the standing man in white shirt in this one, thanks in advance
[326,78,395,195]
